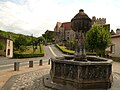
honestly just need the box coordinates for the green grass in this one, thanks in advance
[111,58,120,62]
[17,44,44,54]
[21,46,40,54]
[13,44,44,58]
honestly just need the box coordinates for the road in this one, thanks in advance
[0,45,64,70]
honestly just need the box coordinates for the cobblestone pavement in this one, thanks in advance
[1,62,120,90]
[1,68,51,90]
[1,70,120,90]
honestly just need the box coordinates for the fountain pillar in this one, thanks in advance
[71,9,91,61]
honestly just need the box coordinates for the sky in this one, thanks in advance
[0,0,120,37]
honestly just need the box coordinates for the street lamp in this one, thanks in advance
[63,27,66,46]
[71,9,91,61]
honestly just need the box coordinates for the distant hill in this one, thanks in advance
[0,30,37,45]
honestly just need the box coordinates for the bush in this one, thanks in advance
[40,44,44,54]
[87,52,96,56]
[55,44,74,55]
[55,44,96,55]
[13,53,44,58]
[110,57,120,62]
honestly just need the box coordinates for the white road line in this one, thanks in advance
[0,61,38,68]
[48,46,57,57]
[0,64,13,68]
[0,59,48,69]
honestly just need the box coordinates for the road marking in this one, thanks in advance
[0,64,13,68]
[48,46,57,57]
[0,61,38,68]
[0,62,29,68]
[0,59,48,69]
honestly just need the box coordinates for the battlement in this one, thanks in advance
[92,16,106,25]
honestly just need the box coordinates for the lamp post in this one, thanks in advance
[71,9,91,61]
[63,27,66,46]
[31,34,34,53]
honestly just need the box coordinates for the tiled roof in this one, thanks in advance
[61,22,72,30]
[56,22,62,28]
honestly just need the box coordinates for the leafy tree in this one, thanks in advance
[86,24,111,56]
[42,31,55,43]
[14,35,27,52]
[0,30,36,46]
[0,41,4,50]
[37,36,45,44]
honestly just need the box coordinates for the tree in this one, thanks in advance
[14,35,27,52]
[37,36,45,44]
[86,24,111,56]
[42,31,55,43]
[0,42,4,50]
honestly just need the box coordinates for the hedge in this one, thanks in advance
[40,44,44,54]
[55,44,74,55]
[13,53,44,58]
[55,44,96,55]
[110,57,120,62]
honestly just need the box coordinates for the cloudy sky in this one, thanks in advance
[0,0,120,37]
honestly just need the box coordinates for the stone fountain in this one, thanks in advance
[43,9,113,90]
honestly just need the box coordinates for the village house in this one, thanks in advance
[60,22,75,49]
[54,22,75,47]
[108,29,120,58]
[54,22,62,43]
[0,36,13,58]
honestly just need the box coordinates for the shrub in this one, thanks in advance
[13,53,44,58]
[55,44,74,55]
[111,57,120,62]
[55,44,96,55]
[40,44,44,54]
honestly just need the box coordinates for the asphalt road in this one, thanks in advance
[0,45,64,70]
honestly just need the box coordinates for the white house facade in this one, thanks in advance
[0,36,13,58]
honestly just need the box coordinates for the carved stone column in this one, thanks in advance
[71,9,91,61]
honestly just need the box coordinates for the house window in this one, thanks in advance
[8,49,10,55]
[8,40,10,46]
[67,37,69,40]
[111,45,115,54]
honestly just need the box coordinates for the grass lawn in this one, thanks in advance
[22,46,41,54]
[111,58,120,62]
[13,44,44,58]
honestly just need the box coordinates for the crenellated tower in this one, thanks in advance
[92,16,106,25]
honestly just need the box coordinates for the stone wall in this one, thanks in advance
[50,57,112,89]
[109,35,120,57]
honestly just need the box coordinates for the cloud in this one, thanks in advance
[0,0,120,37]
